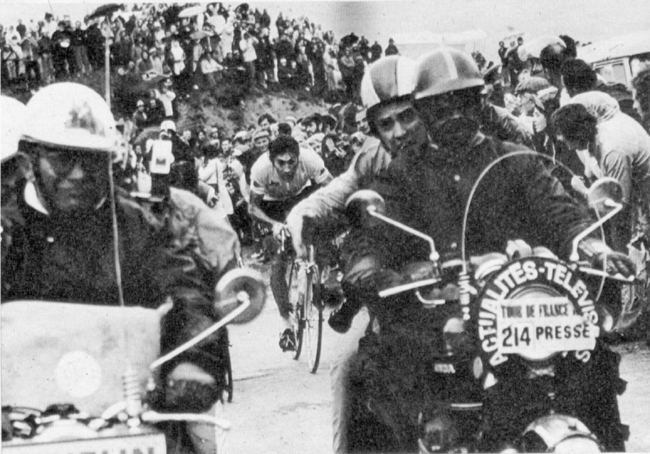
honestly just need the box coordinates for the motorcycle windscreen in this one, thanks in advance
[1,301,162,416]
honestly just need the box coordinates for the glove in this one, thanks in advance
[343,255,405,303]
[579,238,636,278]
[149,362,222,414]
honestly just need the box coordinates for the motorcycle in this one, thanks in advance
[344,176,635,453]
[1,268,266,454]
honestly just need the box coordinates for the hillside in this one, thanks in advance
[1,72,333,138]
[178,84,331,136]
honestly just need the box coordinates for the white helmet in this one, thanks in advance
[21,83,118,152]
[160,119,176,132]
[360,55,417,134]
[1,96,27,162]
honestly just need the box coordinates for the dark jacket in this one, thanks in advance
[2,179,240,384]
[344,135,593,326]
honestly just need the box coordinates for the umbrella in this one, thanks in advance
[179,5,205,18]
[518,35,565,61]
[190,30,211,40]
[88,3,121,20]
[134,126,162,147]
[340,33,359,48]
[235,3,250,15]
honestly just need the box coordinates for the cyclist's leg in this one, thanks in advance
[270,243,292,319]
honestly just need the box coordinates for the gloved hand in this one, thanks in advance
[155,362,222,414]
[343,255,405,302]
[579,238,636,278]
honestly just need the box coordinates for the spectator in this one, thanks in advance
[35,29,52,85]
[633,69,650,133]
[158,80,177,119]
[239,31,258,88]
[278,122,293,137]
[370,40,382,62]
[498,40,509,86]
[339,47,356,100]
[51,21,72,80]
[385,37,398,56]
[505,39,524,89]
[255,27,275,88]
[16,19,27,39]
[132,99,149,131]
[146,90,166,127]
[200,51,224,89]
[20,31,40,88]
[258,113,277,131]
[277,57,295,88]
[561,58,598,97]
[275,32,295,63]
[71,21,90,76]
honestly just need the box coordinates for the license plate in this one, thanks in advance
[2,430,166,454]
[496,297,597,361]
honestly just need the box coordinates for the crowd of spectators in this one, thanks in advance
[1,2,401,112]
[116,100,367,258]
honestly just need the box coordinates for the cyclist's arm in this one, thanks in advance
[248,191,282,229]
[287,138,389,222]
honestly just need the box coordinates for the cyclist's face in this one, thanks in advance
[272,152,299,182]
[373,99,429,157]
[35,145,111,213]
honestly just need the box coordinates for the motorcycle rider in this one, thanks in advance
[286,55,423,453]
[342,48,634,452]
[1,83,240,454]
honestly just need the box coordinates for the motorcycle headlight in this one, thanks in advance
[442,317,473,356]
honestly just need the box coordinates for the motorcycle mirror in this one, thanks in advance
[569,177,624,262]
[347,190,440,262]
[345,190,386,228]
[215,268,266,324]
[587,177,624,215]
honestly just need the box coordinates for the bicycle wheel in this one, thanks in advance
[287,258,305,360]
[305,264,324,373]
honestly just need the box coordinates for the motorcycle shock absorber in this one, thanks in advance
[122,367,143,425]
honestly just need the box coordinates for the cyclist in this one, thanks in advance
[248,135,332,350]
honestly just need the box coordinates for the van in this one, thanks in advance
[578,30,650,90]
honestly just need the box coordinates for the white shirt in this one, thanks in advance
[250,148,330,201]
[158,90,176,117]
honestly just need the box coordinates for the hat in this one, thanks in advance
[284,116,297,125]
[137,99,145,107]
[252,129,270,141]
[233,131,251,142]
[160,119,176,132]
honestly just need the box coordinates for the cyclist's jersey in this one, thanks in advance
[250,148,331,202]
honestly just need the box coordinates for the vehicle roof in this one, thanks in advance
[578,30,650,64]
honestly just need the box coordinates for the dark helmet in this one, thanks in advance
[413,47,484,101]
